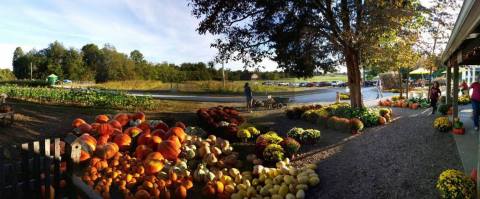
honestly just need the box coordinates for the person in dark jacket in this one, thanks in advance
[430,81,441,115]
[244,83,253,112]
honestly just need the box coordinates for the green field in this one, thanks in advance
[64,75,347,94]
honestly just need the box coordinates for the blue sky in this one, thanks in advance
[0,0,459,72]
[0,0,277,70]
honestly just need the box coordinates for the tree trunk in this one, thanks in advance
[399,69,403,98]
[406,72,410,99]
[427,37,438,102]
[345,47,363,108]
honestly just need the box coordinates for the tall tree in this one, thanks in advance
[12,47,28,79]
[189,0,422,107]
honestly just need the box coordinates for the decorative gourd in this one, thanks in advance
[78,123,93,134]
[157,140,181,161]
[79,151,91,162]
[109,120,122,130]
[124,127,143,138]
[160,187,171,199]
[144,152,165,175]
[137,122,151,132]
[113,113,129,127]
[168,128,186,143]
[113,133,131,150]
[72,118,86,128]
[90,123,100,131]
[134,145,153,160]
[95,142,119,160]
[202,182,216,197]
[97,123,114,136]
[168,135,182,148]
[95,114,109,123]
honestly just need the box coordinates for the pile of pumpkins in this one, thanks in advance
[72,112,320,199]
[196,106,245,141]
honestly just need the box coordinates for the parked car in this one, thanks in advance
[306,82,315,87]
[299,82,308,87]
[277,82,289,86]
[317,81,331,87]
[262,81,274,86]
[63,79,72,84]
[289,82,300,87]
[337,82,347,87]
[331,80,345,87]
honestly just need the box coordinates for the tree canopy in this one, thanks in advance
[189,0,424,107]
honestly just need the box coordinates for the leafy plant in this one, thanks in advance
[453,119,463,129]
[436,169,474,199]
[256,131,284,145]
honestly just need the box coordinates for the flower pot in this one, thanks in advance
[452,128,465,135]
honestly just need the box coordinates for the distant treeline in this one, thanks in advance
[12,41,290,83]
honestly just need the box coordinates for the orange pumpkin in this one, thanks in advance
[168,135,181,148]
[114,113,130,127]
[79,133,97,152]
[175,122,186,130]
[134,189,151,199]
[378,116,387,125]
[168,127,186,143]
[95,114,110,123]
[160,187,171,199]
[137,132,152,146]
[109,120,122,130]
[157,140,181,161]
[124,127,143,138]
[144,152,164,175]
[97,123,114,136]
[137,122,151,132]
[72,118,86,128]
[97,135,110,145]
[114,133,132,150]
[90,123,100,131]
[134,112,146,122]
[150,136,162,149]
[175,185,187,199]
[181,179,193,190]
[95,142,119,160]
[155,122,169,132]
[135,145,153,160]
[78,123,93,134]
[202,182,216,197]
[152,129,169,140]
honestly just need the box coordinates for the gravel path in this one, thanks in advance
[305,108,463,199]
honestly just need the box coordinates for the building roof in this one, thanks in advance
[441,0,480,64]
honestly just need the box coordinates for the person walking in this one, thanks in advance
[470,77,480,130]
[429,81,441,115]
[376,78,383,99]
[461,80,469,96]
[244,83,253,112]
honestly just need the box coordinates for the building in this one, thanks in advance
[461,66,480,84]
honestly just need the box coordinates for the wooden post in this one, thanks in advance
[453,64,459,118]
[446,64,452,104]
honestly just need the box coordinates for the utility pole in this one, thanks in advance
[222,61,226,89]
[30,62,33,80]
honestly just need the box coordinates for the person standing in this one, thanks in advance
[244,83,253,112]
[376,78,383,99]
[430,81,441,115]
[461,80,469,96]
[470,77,480,130]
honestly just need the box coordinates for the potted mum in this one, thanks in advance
[452,118,465,135]
[436,169,474,199]
[433,117,451,133]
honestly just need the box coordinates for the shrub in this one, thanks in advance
[453,119,463,129]
[263,144,285,163]
[339,93,350,100]
[436,169,474,199]
[434,117,451,132]
[246,126,261,137]
[438,104,451,115]
[350,118,364,132]
[287,127,304,139]
[237,129,251,142]
[281,137,301,158]
[287,127,320,144]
